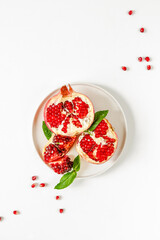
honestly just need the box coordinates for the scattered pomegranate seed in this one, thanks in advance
[31,183,36,188]
[0,217,2,221]
[32,176,37,181]
[140,28,144,33]
[138,57,143,62]
[13,210,19,215]
[59,209,64,213]
[121,66,127,71]
[145,56,150,62]
[128,10,133,15]
[39,183,46,187]
[56,196,60,200]
[147,65,151,70]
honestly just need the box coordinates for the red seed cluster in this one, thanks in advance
[46,102,66,128]
[94,120,108,138]
[50,156,73,174]
[73,97,89,119]
[61,115,71,133]
[64,101,73,113]
[53,135,73,151]
[72,114,82,128]
[96,144,114,162]
[43,144,62,163]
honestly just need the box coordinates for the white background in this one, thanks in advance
[0,0,160,239]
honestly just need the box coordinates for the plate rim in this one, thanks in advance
[32,83,128,179]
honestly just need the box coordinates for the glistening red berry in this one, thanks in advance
[138,57,143,62]
[32,176,37,181]
[13,210,19,215]
[122,66,127,71]
[31,183,36,188]
[140,28,144,33]
[56,196,60,200]
[39,183,46,187]
[147,65,151,70]
[59,209,64,213]
[128,10,133,15]
[145,57,150,62]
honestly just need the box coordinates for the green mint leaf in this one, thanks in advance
[54,171,77,190]
[87,110,109,132]
[42,121,52,140]
[73,155,80,172]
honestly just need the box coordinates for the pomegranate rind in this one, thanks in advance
[44,85,94,136]
[76,119,118,164]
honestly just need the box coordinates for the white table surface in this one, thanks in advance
[0,0,160,239]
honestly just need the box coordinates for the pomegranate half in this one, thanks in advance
[44,85,94,136]
[76,118,118,164]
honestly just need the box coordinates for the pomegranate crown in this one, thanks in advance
[61,84,73,97]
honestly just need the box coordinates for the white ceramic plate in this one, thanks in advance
[32,83,127,178]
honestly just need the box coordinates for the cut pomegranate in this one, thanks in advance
[76,119,118,164]
[42,133,76,164]
[44,85,94,136]
[49,155,73,174]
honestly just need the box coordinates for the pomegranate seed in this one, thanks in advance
[121,66,127,71]
[0,217,2,221]
[128,10,133,15]
[13,210,19,215]
[59,209,64,213]
[138,57,143,62]
[140,28,144,33]
[32,176,37,181]
[145,56,150,62]
[31,183,36,188]
[56,196,60,200]
[39,183,45,187]
[147,65,151,70]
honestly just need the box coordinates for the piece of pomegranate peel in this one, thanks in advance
[76,119,118,164]
[44,84,94,136]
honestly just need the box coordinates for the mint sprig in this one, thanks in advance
[87,110,109,132]
[54,155,80,190]
[42,121,52,140]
